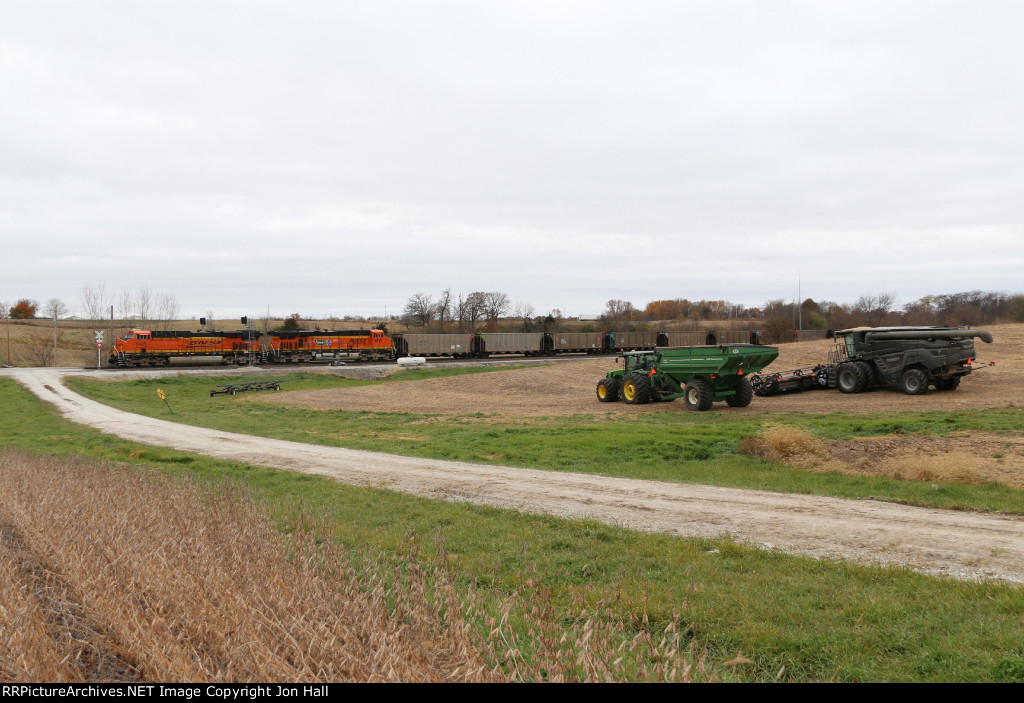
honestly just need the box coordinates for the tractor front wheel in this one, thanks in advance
[621,373,653,405]
[683,377,714,411]
[596,377,620,402]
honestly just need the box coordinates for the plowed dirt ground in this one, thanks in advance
[272,324,1020,417]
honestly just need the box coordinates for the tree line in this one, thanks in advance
[398,289,1024,335]
[2,283,180,325]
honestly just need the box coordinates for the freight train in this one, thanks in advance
[109,327,765,367]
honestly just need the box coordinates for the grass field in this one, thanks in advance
[3,373,1024,681]
[66,370,1024,514]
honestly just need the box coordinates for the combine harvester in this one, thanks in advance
[750,326,993,397]
[596,344,780,411]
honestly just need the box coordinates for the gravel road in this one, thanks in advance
[5,366,1024,584]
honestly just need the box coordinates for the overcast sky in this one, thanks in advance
[2,0,1022,321]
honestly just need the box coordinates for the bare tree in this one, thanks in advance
[22,329,57,367]
[118,289,133,321]
[513,301,535,331]
[135,287,152,321]
[483,292,510,328]
[462,292,488,331]
[435,288,453,332]
[44,298,68,366]
[603,299,635,322]
[156,291,180,328]
[81,281,108,320]
[402,293,434,329]
[855,293,897,327]
[0,302,7,319]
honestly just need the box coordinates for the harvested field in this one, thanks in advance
[266,323,1023,417]
[261,324,1024,490]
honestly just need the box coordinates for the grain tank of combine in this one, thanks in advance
[596,344,779,411]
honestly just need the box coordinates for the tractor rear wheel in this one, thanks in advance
[934,376,961,391]
[621,373,653,405]
[726,377,754,407]
[837,363,866,394]
[899,367,929,395]
[596,377,620,402]
[683,377,714,411]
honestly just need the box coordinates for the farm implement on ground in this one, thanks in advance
[210,380,285,397]
[596,344,780,411]
[750,326,993,397]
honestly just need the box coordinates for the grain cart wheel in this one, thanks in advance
[837,363,866,394]
[855,361,874,392]
[621,373,652,405]
[899,367,929,395]
[935,376,961,391]
[683,378,714,411]
[726,377,754,407]
[596,377,620,402]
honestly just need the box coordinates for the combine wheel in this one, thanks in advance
[596,377,620,402]
[836,363,866,394]
[726,377,754,407]
[899,367,929,395]
[621,373,652,405]
[934,376,961,391]
[855,361,874,392]
[683,377,714,411]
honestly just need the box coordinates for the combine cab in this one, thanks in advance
[596,344,780,411]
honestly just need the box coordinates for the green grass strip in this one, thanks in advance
[66,371,1024,514]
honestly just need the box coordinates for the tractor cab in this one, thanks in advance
[620,351,658,374]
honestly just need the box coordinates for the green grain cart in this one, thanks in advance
[596,344,780,411]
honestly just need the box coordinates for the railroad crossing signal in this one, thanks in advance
[94,330,104,368]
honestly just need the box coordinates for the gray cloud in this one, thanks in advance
[2,1,1022,319]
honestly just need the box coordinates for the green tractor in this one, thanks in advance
[596,344,780,411]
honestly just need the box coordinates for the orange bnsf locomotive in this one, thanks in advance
[265,329,393,363]
[110,328,393,367]
[111,329,261,366]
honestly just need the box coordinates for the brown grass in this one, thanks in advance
[0,449,713,683]
[738,426,830,465]
[739,427,1013,487]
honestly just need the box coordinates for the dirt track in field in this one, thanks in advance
[4,324,1024,584]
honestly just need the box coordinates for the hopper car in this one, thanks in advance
[110,326,771,366]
